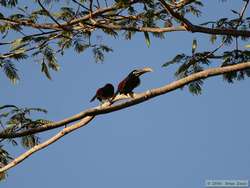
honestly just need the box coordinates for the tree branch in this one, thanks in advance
[158,0,250,37]
[0,116,94,173]
[1,0,249,37]
[37,0,62,27]
[1,61,250,139]
[1,61,250,173]
[77,22,186,33]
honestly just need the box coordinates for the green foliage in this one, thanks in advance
[43,46,59,71]
[188,80,203,95]
[0,60,20,84]
[0,0,207,81]
[101,28,118,39]
[0,105,48,135]
[0,145,12,166]
[181,3,203,17]
[0,0,249,182]
[0,105,52,173]
[221,50,250,83]
[163,50,210,95]
[192,39,197,54]
[163,49,250,93]
[92,45,113,63]
[201,16,250,45]
[41,61,52,80]
[0,0,18,7]
[144,32,151,47]
[0,145,13,181]
[37,46,60,80]
[21,134,40,149]
[74,39,90,53]
[55,7,75,21]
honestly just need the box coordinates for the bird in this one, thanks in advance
[90,83,115,103]
[113,67,153,99]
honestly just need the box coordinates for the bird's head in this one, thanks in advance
[104,83,114,88]
[129,67,153,77]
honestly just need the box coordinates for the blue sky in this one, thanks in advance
[1,1,250,187]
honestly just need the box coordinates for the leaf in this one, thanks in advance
[10,139,18,146]
[24,107,47,114]
[0,172,6,181]
[162,54,186,67]
[2,60,20,84]
[0,0,18,7]
[41,62,52,80]
[11,38,23,51]
[143,32,150,48]
[217,18,228,27]
[210,34,217,44]
[74,40,89,53]
[188,80,203,95]
[231,9,239,15]
[43,47,60,71]
[99,45,113,53]
[20,135,40,149]
[192,39,197,54]
[93,47,104,63]
[101,28,118,39]
[0,145,13,172]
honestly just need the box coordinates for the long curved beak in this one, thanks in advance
[136,67,153,76]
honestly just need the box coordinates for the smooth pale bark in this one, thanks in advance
[1,61,250,173]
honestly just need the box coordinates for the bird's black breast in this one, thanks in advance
[121,76,140,94]
[102,84,114,98]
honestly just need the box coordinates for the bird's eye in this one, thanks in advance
[132,70,138,74]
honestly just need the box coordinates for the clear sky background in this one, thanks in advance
[1,1,250,187]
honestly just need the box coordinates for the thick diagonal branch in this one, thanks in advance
[0,116,94,173]
[1,61,250,139]
[1,61,250,173]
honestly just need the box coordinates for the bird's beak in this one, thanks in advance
[136,67,153,76]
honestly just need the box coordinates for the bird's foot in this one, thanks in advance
[108,99,114,106]
[128,92,134,98]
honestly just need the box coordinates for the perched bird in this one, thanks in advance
[114,67,153,98]
[90,83,115,103]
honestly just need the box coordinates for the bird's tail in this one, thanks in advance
[90,94,97,102]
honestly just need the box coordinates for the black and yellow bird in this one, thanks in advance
[90,83,115,103]
[113,67,153,98]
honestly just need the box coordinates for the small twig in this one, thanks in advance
[234,0,249,56]
[104,0,108,7]
[234,0,249,54]
[0,42,11,45]
[204,38,227,60]
[96,0,100,8]
[0,122,5,130]
[72,0,90,11]
[37,0,62,27]
[89,0,93,15]
[0,105,18,110]
[237,0,249,28]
